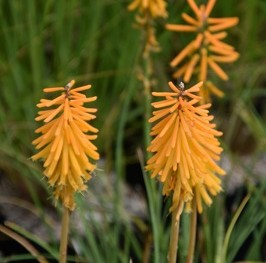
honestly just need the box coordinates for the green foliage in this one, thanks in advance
[0,0,265,262]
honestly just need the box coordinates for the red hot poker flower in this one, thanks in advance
[146,81,225,213]
[32,80,99,210]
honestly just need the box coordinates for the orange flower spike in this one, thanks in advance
[32,80,99,210]
[166,0,239,101]
[146,81,225,213]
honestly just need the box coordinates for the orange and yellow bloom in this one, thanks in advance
[146,81,225,213]
[32,80,99,210]
[166,0,239,102]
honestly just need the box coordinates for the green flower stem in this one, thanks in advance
[168,201,183,263]
[186,199,197,263]
[59,206,70,263]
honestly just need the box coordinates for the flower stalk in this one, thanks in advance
[59,207,70,263]
[186,199,197,263]
[168,200,183,263]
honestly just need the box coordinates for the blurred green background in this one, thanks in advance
[0,0,265,262]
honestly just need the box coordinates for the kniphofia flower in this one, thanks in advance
[166,0,239,102]
[32,80,99,210]
[146,81,225,213]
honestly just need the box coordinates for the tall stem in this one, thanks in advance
[168,201,183,263]
[186,199,197,263]
[59,206,70,263]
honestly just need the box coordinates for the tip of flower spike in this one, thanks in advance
[65,80,75,90]
[168,81,203,96]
